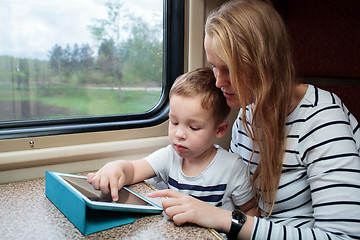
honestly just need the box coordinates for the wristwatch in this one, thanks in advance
[227,209,247,240]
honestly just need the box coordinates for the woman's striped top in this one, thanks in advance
[230,85,360,239]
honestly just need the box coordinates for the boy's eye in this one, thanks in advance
[190,126,200,131]
[170,121,178,125]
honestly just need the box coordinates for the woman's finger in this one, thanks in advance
[163,203,185,218]
[161,196,185,210]
[148,189,183,198]
[172,211,193,226]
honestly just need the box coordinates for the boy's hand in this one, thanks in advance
[87,161,127,201]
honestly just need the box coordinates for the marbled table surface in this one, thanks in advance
[0,174,224,240]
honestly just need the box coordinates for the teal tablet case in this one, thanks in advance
[45,171,135,235]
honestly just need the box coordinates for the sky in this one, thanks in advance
[0,0,162,60]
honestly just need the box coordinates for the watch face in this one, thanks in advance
[229,209,247,239]
[232,209,247,224]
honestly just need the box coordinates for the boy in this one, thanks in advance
[87,67,255,212]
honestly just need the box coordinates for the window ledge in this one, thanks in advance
[0,136,169,183]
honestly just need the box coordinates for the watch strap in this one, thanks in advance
[228,221,243,240]
[227,209,247,240]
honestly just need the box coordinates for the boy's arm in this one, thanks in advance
[238,197,259,217]
[87,159,155,201]
[129,159,156,184]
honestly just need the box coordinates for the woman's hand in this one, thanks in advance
[148,189,232,232]
[87,160,128,201]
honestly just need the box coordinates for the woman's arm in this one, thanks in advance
[252,104,360,239]
[239,197,259,217]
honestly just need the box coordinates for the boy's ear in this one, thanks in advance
[216,121,229,138]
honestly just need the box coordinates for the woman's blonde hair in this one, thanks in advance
[205,0,297,215]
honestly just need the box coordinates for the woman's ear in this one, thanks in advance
[215,121,229,138]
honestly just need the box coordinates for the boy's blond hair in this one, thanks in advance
[170,67,230,127]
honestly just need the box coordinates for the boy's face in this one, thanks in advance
[168,94,219,161]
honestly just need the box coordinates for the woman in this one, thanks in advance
[149,0,360,239]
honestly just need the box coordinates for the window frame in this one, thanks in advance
[0,0,185,140]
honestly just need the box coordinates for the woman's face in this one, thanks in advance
[204,34,241,109]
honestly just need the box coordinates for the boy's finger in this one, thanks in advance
[110,175,126,202]
[99,176,110,194]
[109,178,119,201]
[89,174,101,190]
[87,172,95,183]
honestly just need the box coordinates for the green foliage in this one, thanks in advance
[45,1,163,89]
[0,1,164,121]
[122,16,163,86]
[0,85,161,120]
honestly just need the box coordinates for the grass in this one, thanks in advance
[0,85,162,119]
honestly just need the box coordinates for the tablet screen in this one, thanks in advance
[61,175,151,206]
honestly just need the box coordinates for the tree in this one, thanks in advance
[62,44,72,80]
[123,16,162,87]
[48,44,64,83]
[70,43,81,73]
[87,1,164,99]
[79,44,94,69]
[88,1,130,101]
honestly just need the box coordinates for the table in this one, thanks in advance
[0,175,224,239]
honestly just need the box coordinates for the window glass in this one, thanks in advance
[0,0,163,122]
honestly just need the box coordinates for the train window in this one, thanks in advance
[0,0,184,139]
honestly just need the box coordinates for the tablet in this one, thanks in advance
[54,172,163,214]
